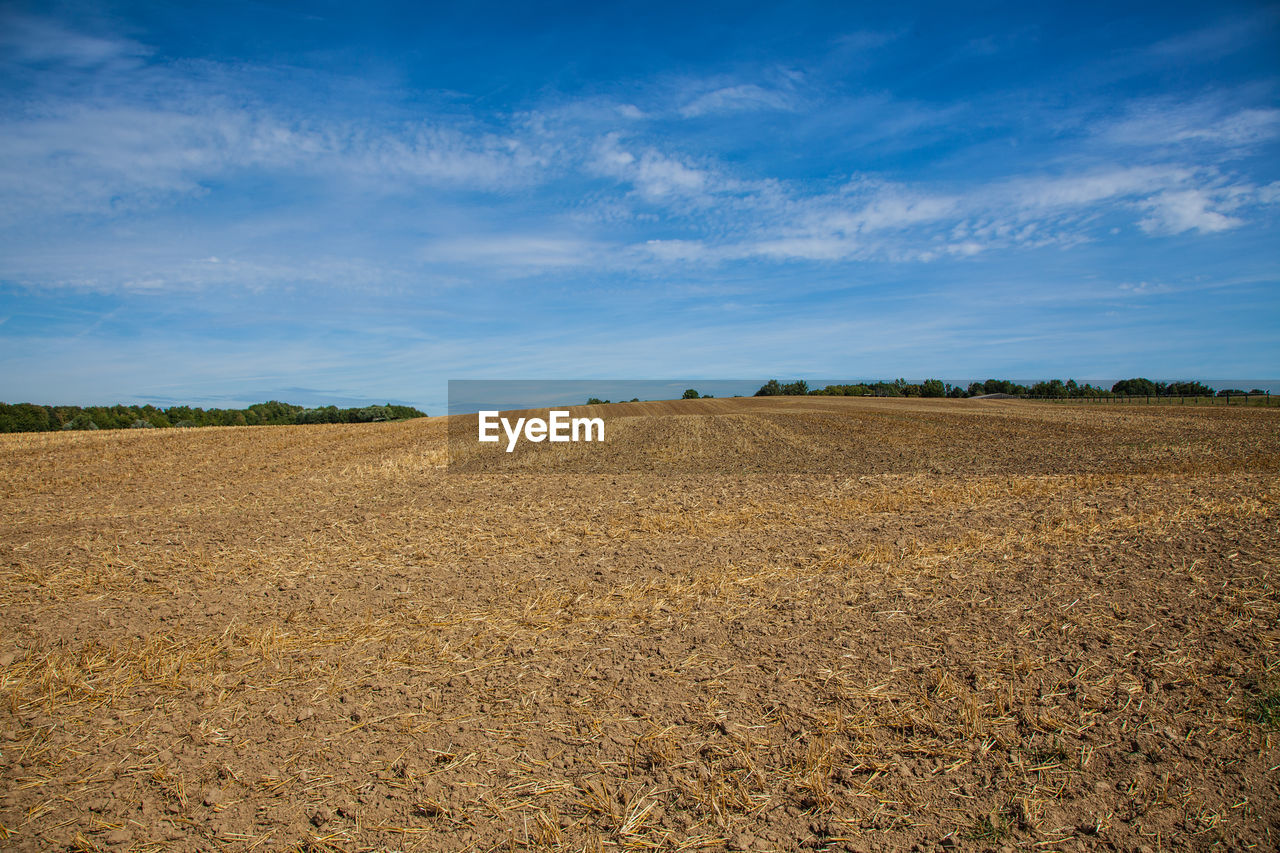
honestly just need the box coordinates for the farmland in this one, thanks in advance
[1,397,1277,852]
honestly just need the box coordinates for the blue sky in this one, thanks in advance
[1,1,1277,411]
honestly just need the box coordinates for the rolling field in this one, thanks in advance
[1,397,1278,852]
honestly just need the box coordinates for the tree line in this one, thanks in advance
[754,378,1267,399]
[0,400,427,433]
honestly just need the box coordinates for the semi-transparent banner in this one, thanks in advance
[447,379,778,474]
[442,379,1216,475]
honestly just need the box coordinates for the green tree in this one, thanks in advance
[3,403,53,431]
[63,414,99,430]
[1030,379,1068,398]
[682,389,701,399]
[1112,378,1157,396]
[0,398,425,433]
[870,381,901,397]
[983,379,1013,395]
[1164,381,1213,396]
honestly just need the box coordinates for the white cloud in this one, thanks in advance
[1138,189,1244,235]
[746,235,859,261]
[0,17,563,224]
[620,163,1266,265]
[946,241,986,257]
[422,235,606,274]
[590,134,716,201]
[1118,281,1174,295]
[1259,181,1280,204]
[998,167,1186,210]
[2,14,1276,295]
[0,105,235,217]
[632,150,709,198]
[0,100,552,222]
[1143,12,1277,63]
[642,239,713,263]
[678,84,794,118]
[1106,100,1280,149]
[0,14,149,67]
[832,183,960,232]
[352,125,548,186]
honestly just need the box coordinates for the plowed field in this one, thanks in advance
[2,397,1277,852]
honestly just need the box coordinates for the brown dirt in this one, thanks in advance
[1,397,1277,852]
